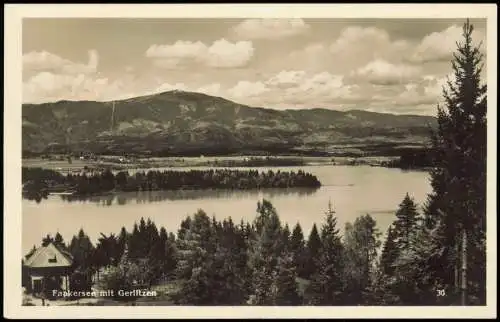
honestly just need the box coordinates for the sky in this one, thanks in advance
[22,18,487,115]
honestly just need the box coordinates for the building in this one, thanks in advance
[22,242,74,295]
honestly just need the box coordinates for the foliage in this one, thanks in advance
[22,167,321,198]
[422,19,487,305]
[306,202,346,305]
[343,214,382,305]
[304,223,321,279]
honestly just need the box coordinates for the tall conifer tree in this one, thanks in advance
[423,19,487,305]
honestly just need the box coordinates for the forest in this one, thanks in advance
[19,197,438,305]
[22,167,321,202]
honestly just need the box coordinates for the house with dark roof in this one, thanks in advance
[22,242,74,295]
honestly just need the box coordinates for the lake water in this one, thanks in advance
[22,165,431,254]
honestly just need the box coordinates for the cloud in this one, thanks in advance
[279,26,414,75]
[330,26,412,61]
[22,50,120,103]
[224,71,358,109]
[231,18,310,39]
[410,25,486,63]
[145,39,254,69]
[154,82,188,93]
[23,71,112,103]
[197,83,222,96]
[353,59,422,85]
[265,70,306,88]
[228,80,270,99]
[363,73,453,115]
[23,50,99,75]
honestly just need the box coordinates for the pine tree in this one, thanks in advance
[423,19,487,305]
[116,226,128,265]
[380,225,399,276]
[41,234,54,247]
[281,223,291,252]
[305,223,321,279]
[393,193,420,251]
[54,232,66,249]
[290,223,307,278]
[307,202,346,305]
[178,216,192,240]
[272,251,302,305]
[128,223,140,259]
[343,214,381,305]
[69,228,95,284]
[248,200,283,305]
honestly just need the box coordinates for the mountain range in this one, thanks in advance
[22,90,437,157]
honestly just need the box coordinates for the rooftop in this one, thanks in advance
[23,242,73,268]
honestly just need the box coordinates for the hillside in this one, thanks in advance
[22,90,437,157]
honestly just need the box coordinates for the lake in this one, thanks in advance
[22,165,431,254]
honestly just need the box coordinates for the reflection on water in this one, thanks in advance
[23,165,432,255]
[58,187,320,207]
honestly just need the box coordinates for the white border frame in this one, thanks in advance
[4,3,497,319]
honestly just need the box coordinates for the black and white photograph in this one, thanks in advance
[3,3,497,319]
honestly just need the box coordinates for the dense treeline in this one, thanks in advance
[25,195,447,305]
[22,167,321,199]
[382,148,433,170]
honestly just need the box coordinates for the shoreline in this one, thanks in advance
[22,155,403,173]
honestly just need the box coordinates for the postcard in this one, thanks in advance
[3,3,497,319]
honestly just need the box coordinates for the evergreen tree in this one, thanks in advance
[281,223,291,252]
[290,223,307,278]
[54,232,66,249]
[391,225,448,305]
[116,227,128,265]
[423,19,487,305]
[174,210,226,304]
[164,231,179,278]
[178,216,192,240]
[305,223,321,279]
[343,214,381,305]
[307,202,345,305]
[248,200,283,305]
[69,228,95,281]
[128,223,141,259]
[393,193,420,250]
[41,234,54,247]
[272,251,302,305]
[380,225,399,276]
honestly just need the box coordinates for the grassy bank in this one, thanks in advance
[22,155,399,173]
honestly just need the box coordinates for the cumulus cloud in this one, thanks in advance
[279,26,414,75]
[364,73,454,115]
[22,49,114,103]
[330,26,412,61]
[228,80,269,99]
[23,50,99,75]
[154,82,188,93]
[278,43,332,73]
[232,18,310,40]
[410,25,486,63]
[353,59,422,85]
[197,83,222,96]
[224,71,358,109]
[23,71,112,103]
[145,39,254,69]
[265,70,306,88]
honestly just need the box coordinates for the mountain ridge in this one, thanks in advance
[22,90,437,156]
